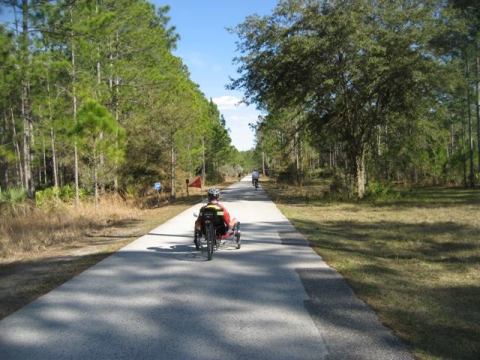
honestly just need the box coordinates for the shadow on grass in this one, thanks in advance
[375,187,480,208]
[292,218,480,263]
[265,184,480,209]
[86,218,144,233]
[85,234,140,239]
[289,216,480,359]
[167,194,204,206]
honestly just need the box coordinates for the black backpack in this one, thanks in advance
[200,203,227,236]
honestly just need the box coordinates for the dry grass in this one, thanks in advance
[0,197,198,319]
[0,199,198,320]
[0,182,233,320]
[0,196,143,260]
[265,183,480,360]
[0,199,199,320]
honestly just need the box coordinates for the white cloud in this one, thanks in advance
[229,114,259,124]
[212,95,246,111]
[222,110,260,151]
[211,94,263,151]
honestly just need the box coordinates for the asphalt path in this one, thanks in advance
[0,178,413,359]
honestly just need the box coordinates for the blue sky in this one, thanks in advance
[154,0,278,150]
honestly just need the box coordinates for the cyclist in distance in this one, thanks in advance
[252,169,260,187]
[195,188,238,241]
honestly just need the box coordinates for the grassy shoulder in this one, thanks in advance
[0,184,231,320]
[264,182,480,360]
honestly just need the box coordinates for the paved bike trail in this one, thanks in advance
[0,179,413,359]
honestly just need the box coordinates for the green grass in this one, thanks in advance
[265,182,480,360]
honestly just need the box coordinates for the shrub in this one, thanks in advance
[206,171,225,185]
[366,181,401,200]
[35,185,91,208]
[218,164,243,178]
[277,164,300,184]
[0,188,30,216]
[35,187,60,208]
[0,187,27,204]
[59,185,75,202]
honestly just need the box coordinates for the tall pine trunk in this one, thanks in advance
[294,129,302,186]
[1,113,9,189]
[10,108,24,188]
[93,137,98,210]
[465,55,475,187]
[21,0,33,196]
[42,138,47,185]
[97,57,104,194]
[70,8,80,205]
[46,68,59,189]
[461,102,468,187]
[170,137,176,198]
[22,109,30,191]
[356,149,366,199]
[450,122,455,157]
[110,31,121,191]
[50,128,58,188]
[96,2,104,194]
[476,44,480,174]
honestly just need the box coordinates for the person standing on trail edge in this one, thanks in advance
[195,188,238,241]
[252,169,260,185]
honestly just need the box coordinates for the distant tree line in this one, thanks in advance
[0,0,252,203]
[231,0,480,198]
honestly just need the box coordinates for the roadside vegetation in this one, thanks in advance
[0,198,193,320]
[0,0,254,320]
[0,1,254,201]
[0,180,235,320]
[236,3,480,355]
[232,0,480,196]
[2,1,479,357]
[264,180,480,360]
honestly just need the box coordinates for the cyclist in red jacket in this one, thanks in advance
[195,188,238,238]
